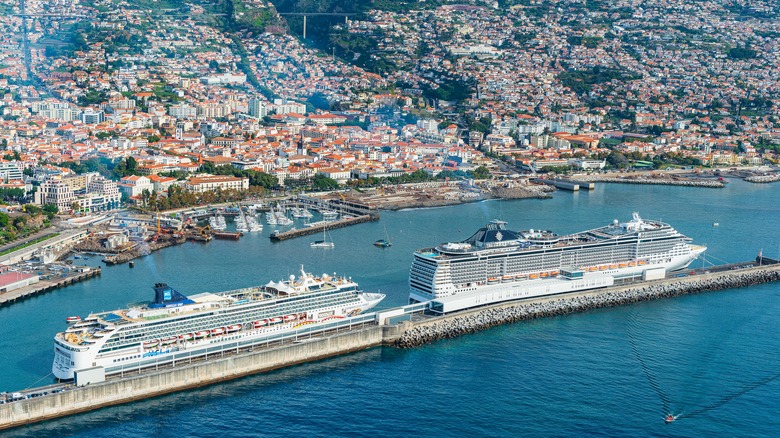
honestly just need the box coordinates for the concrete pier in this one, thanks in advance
[534,178,579,191]
[0,326,382,430]
[566,179,595,190]
[0,268,101,307]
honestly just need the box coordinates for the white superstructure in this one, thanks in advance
[53,267,384,380]
[409,213,705,305]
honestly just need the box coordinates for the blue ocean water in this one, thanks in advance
[3,179,780,436]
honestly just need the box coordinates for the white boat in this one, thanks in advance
[311,224,334,248]
[321,210,339,219]
[410,213,706,311]
[208,215,227,231]
[52,267,385,380]
[291,207,313,218]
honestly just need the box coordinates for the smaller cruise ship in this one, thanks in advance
[53,267,384,380]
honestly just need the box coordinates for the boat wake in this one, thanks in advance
[681,370,780,420]
[626,310,671,416]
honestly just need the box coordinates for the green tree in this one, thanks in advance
[312,174,339,190]
[472,165,491,179]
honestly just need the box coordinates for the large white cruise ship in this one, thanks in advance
[409,213,705,311]
[53,267,385,380]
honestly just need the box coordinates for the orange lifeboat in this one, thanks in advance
[628,261,636,267]
[638,260,647,266]
[529,273,539,279]
[588,267,598,272]
[618,263,627,268]
[609,264,618,269]
[540,272,549,278]
[598,265,607,271]
[550,271,559,276]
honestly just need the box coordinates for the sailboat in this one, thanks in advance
[374,225,392,248]
[311,224,334,248]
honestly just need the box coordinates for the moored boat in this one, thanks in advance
[52,266,385,380]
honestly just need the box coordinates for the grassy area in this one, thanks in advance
[0,233,60,257]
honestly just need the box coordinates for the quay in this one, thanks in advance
[3,260,780,430]
[533,178,580,191]
[270,214,379,241]
[0,267,101,307]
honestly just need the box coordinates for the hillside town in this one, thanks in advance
[0,0,777,214]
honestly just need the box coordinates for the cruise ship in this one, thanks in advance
[410,213,705,312]
[53,268,385,380]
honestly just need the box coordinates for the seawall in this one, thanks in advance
[393,264,780,348]
[0,326,383,430]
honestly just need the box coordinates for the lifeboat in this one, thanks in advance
[598,265,607,271]
[550,271,559,276]
[66,316,81,324]
[269,317,282,324]
[283,314,296,321]
[226,324,241,333]
[588,267,598,272]
[609,264,618,269]
[210,327,226,336]
[161,337,177,345]
[618,263,627,268]
[322,315,345,321]
[638,260,647,266]
[502,275,513,282]
[194,330,209,339]
[178,333,194,341]
[143,339,160,348]
[252,320,268,328]
[540,272,549,278]
[488,277,500,284]
[628,261,636,267]
[514,274,528,280]
[529,273,539,279]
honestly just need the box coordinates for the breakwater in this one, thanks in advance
[269,214,379,241]
[393,266,780,348]
[745,174,780,183]
[581,177,724,188]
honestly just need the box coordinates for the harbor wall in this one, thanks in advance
[393,264,780,348]
[0,326,383,430]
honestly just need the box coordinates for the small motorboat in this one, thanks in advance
[665,414,675,423]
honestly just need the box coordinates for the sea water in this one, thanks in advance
[3,178,780,436]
